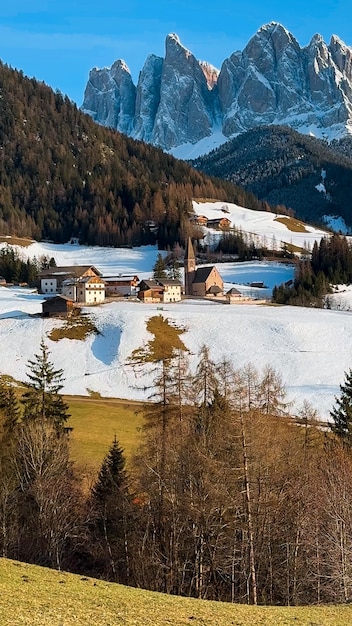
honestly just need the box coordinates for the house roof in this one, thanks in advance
[43,294,73,302]
[157,279,182,287]
[227,287,242,295]
[103,275,139,283]
[139,278,182,290]
[62,275,105,286]
[40,265,102,278]
[139,279,161,290]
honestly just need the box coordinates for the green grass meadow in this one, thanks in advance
[66,396,144,475]
[0,558,351,626]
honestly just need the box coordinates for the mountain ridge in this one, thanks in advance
[82,22,352,157]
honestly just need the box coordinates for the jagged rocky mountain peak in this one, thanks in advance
[81,22,352,157]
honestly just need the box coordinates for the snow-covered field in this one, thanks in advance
[0,201,349,420]
[192,200,328,250]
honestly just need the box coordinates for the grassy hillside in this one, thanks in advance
[66,396,144,473]
[0,558,351,626]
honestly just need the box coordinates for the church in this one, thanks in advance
[184,237,224,298]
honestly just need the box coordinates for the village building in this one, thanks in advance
[138,278,182,303]
[62,275,105,304]
[189,214,208,227]
[40,265,102,294]
[40,265,105,304]
[103,275,139,297]
[206,217,232,230]
[42,295,74,318]
[184,238,224,298]
[226,287,247,303]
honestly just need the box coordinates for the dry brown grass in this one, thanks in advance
[0,235,34,247]
[274,216,310,233]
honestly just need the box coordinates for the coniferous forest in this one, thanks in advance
[0,62,274,249]
[2,335,352,607]
[272,234,352,306]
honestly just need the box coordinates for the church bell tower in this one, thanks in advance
[184,237,196,296]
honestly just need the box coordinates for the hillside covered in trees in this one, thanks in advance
[272,234,352,307]
[2,331,352,606]
[192,126,352,228]
[0,62,273,248]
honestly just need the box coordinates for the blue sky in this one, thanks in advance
[0,0,350,106]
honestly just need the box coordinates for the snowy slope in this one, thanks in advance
[0,218,349,420]
[192,200,328,249]
[0,288,350,421]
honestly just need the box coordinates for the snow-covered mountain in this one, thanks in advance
[82,22,352,158]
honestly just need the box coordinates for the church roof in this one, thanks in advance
[192,266,215,283]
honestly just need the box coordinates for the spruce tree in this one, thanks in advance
[330,368,352,444]
[152,253,167,279]
[91,436,130,583]
[167,258,181,280]
[21,340,70,431]
[92,436,128,504]
[0,384,20,434]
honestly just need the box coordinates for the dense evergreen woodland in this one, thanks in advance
[273,234,352,306]
[0,62,271,248]
[2,332,352,606]
[192,125,352,228]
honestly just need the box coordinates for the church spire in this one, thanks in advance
[184,237,196,296]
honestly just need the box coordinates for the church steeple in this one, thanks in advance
[184,237,196,296]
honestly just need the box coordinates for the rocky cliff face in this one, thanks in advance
[81,22,352,154]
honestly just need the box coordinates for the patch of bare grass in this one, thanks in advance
[274,216,309,233]
[49,314,99,342]
[0,235,34,247]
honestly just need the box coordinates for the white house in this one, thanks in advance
[40,265,105,304]
[138,278,182,303]
[62,275,105,304]
[40,265,102,294]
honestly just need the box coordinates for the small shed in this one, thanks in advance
[226,287,244,303]
[42,295,74,318]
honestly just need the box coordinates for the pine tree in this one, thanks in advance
[167,257,181,280]
[0,384,20,434]
[21,340,70,431]
[152,253,167,279]
[92,436,128,504]
[330,368,352,444]
[91,436,131,583]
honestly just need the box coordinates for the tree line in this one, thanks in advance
[272,233,352,306]
[0,246,57,284]
[1,331,352,606]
